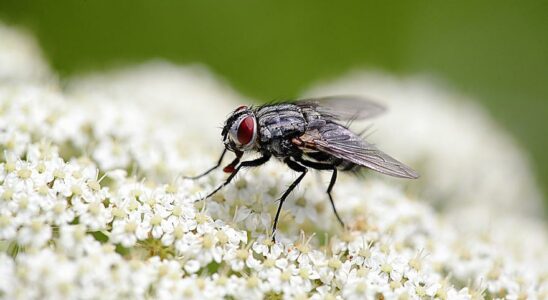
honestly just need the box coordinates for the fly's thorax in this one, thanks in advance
[255,103,307,144]
[222,106,259,152]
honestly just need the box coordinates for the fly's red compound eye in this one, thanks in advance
[237,116,255,145]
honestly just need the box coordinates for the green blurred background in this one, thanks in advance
[1,0,547,202]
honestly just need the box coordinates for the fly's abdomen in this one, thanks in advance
[304,150,360,172]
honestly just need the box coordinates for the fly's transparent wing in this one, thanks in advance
[315,139,419,178]
[297,123,419,179]
[296,95,386,121]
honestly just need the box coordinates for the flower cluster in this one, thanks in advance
[0,22,547,299]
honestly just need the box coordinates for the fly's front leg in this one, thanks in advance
[272,158,308,242]
[204,154,271,199]
[184,148,228,180]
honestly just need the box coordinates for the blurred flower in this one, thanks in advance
[0,22,53,83]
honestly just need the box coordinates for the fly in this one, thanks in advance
[186,96,419,241]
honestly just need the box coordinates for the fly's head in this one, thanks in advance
[221,105,258,154]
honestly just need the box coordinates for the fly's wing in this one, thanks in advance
[295,95,386,121]
[297,123,419,179]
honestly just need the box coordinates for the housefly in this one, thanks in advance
[186,96,419,240]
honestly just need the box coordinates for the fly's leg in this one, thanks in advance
[204,154,271,199]
[294,157,345,228]
[326,168,345,228]
[272,158,308,242]
[184,149,228,180]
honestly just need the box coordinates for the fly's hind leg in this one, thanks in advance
[326,168,345,228]
[294,157,346,228]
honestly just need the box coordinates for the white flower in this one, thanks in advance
[287,186,325,226]
[45,198,75,225]
[0,129,30,157]
[224,247,252,272]
[341,277,377,300]
[252,235,282,257]
[110,211,149,247]
[4,160,36,192]
[174,231,201,256]
[0,253,16,298]
[93,137,132,170]
[10,193,41,221]
[58,225,93,255]
[161,215,196,246]
[79,200,112,230]
[286,232,321,265]
[272,264,314,296]
[184,259,201,274]
[0,211,18,240]
[17,218,52,248]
